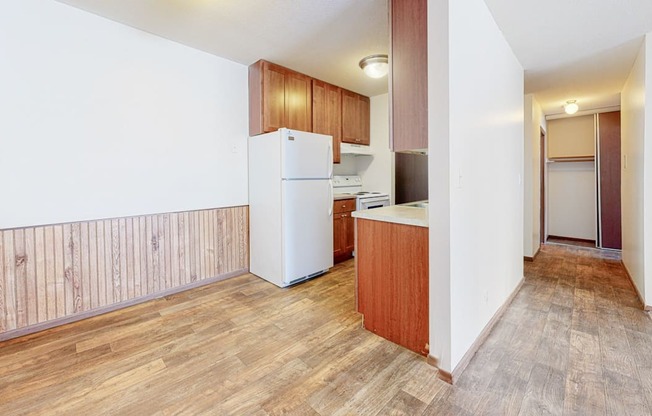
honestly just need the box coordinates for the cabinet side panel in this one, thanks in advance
[248,60,264,136]
[390,0,428,151]
[356,219,429,355]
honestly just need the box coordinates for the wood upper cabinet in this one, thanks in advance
[249,60,370,148]
[389,0,427,151]
[249,60,312,136]
[333,198,356,263]
[342,89,370,145]
[312,80,342,163]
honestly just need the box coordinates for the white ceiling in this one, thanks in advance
[55,0,652,115]
[55,0,390,97]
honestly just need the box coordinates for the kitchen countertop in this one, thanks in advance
[352,202,428,228]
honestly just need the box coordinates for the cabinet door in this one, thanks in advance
[313,80,342,163]
[341,89,360,144]
[333,213,345,258]
[262,62,286,133]
[344,213,355,254]
[285,71,312,132]
[359,96,370,145]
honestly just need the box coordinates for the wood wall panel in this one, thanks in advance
[0,206,249,340]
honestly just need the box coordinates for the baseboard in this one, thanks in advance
[547,235,596,244]
[524,247,541,262]
[426,276,525,385]
[426,354,453,384]
[621,262,651,311]
[0,268,248,342]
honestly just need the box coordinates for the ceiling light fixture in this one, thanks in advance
[359,54,389,78]
[564,100,579,115]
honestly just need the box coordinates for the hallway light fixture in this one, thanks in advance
[564,100,579,115]
[359,54,389,78]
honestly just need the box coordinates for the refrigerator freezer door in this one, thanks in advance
[282,179,334,285]
[281,129,333,180]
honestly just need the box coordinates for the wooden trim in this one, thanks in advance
[547,155,595,163]
[524,247,541,262]
[621,261,650,311]
[0,268,247,342]
[426,354,453,384]
[546,235,596,245]
[540,127,546,244]
[449,276,525,383]
[427,276,526,385]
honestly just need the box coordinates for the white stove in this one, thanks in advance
[333,175,390,211]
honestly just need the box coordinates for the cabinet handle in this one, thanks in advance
[341,214,346,218]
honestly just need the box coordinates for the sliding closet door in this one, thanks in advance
[598,111,621,249]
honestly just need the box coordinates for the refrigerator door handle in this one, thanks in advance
[327,142,333,178]
[328,179,333,216]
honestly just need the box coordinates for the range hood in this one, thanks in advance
[340,143,373,156]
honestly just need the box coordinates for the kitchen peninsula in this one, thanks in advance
[352,203,429,356]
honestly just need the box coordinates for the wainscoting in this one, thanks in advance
[0,206,249,339]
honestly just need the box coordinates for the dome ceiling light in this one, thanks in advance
[359,54,389,79]
[564,100,579,115]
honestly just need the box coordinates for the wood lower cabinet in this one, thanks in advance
[313,80,342,163]
[249,60,312,136]
[356,218,429,356]
[342,89,370,145]
[333,198,356,263]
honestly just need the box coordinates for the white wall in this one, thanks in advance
[547,162,597,240]
[333,155,358,175]
[428,0,524,372]
[0,0,249,229]
[356,94,395,203]
[621,35,649,303]
[523,94,545,257]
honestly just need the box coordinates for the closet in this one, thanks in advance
[546,111,621,249]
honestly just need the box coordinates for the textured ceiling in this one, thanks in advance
[55,0,390,97]
[55,0,652,115]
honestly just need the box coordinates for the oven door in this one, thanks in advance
[358,195,390,210]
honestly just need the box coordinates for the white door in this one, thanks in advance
[282,179,334,285]
[281,129,333,180]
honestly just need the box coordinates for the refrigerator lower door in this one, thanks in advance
[282,179,334,285]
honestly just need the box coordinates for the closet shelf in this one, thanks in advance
[547,155,595,163]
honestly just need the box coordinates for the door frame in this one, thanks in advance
[540,127,546,244]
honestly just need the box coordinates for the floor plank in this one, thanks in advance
[1,244,651,415]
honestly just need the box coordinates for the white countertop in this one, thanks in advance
[352,203,428,228]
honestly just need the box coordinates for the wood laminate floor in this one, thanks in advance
[1,244,651,415]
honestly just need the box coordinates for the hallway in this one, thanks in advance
[0,245,650,415]
[449,244,652,415]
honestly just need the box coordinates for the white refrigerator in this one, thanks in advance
[248,128,334,287]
